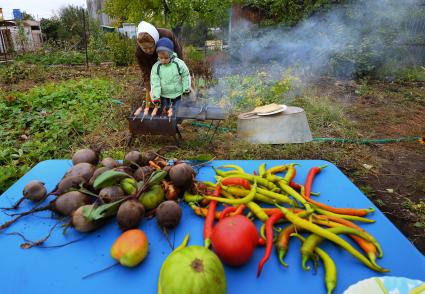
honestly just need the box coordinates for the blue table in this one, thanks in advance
[1,160,424,294]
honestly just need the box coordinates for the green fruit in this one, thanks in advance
[93,170,130,190]
[139,184,164,210]
[159,245,226,294]
[121,178,138,195]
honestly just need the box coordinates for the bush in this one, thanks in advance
[184,45,204,62]
[209,70,299,112]
[103,32,135,66]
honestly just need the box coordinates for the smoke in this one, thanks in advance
[207,0,425,103]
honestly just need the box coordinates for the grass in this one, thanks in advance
[0,78,120,193]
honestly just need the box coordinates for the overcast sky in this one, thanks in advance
[1,0,87,20]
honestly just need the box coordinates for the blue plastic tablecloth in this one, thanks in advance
[0,160,424,294]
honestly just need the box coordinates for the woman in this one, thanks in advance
[134,21,183,117]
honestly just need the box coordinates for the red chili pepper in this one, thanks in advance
[257,212,284,277]
[258,237,266,246]
[289,181,302,190]
[304,165,327,199]
[219,206,238,221]
[221,177,251,190]
[253,171,257,176]
[204,185,221,248]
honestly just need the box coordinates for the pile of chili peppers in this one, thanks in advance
[183,163,387,294]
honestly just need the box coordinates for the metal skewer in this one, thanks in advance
[140,100,146,123]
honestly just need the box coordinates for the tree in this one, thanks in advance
[40,17,62,41]
[21,11,35,20]
[58,5,86,44]
[241,0,341,25]
[104,0,232,35]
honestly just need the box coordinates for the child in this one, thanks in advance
[148,37,190,118]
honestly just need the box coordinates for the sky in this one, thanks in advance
[1,0,87,20]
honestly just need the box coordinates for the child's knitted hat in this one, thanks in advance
[156,37,174,53]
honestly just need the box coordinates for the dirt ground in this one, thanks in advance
[313,77,425,252]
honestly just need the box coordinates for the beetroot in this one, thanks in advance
[52,191,89,216]
[169,163,194,188]
[56,176,86,195]
[72,205,104,233]
[134,166,154,181]
[156,201,182,229]
[64,163,96,182]
[99,186,125,203]
[72,149,99,165]
[124,151,144,167]
[88,167,110,186]
[101,157,119,169]
[117,200,145,231]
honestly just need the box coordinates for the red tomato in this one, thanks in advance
[211,215,258,267]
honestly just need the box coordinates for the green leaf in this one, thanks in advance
[413,222,425,229]
[83,198,126,222]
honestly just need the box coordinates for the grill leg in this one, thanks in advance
[126,135,134,147]
[176,125,183,139]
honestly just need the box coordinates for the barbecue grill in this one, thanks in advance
[127,98,225,146]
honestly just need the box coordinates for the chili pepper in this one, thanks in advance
[257,187,297,206]
[265,173,285,183]
[204,185,221,248]
[225,185,294,206]
[254,193,277,205]
[313,217,382,265]
[291,233,337,294]
[313,206,375,223]
[290,181,302,190]
[283,163,299,183]
[304,165,328,199]
[276,224,298,267]
[300,226,382,271]
[223,173,278,191]
[312,214,383,258]
[257,212,285,277]
[148,160,161,170]
[263,207,304,216]
[217,165,244,172]
[253,171,257,176]
[212,166,238,177]
[278,181,313,212]
[247,201,269,222]
[258,237,266,246]
[266,165,288,175]
[221,185,245,197]
[206,180,257,205]
[219,206,238,221]
[290,181,321,196]
[302,194,375,216]
[276,204,388,273]
[190,204,221,219]
[221,177,251,190]
[221,189,269,222]
[259,163,266,177]
[175,233,190,251]
[232,204,246,216]
[202,181,216,188]
[183,191,205,204]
